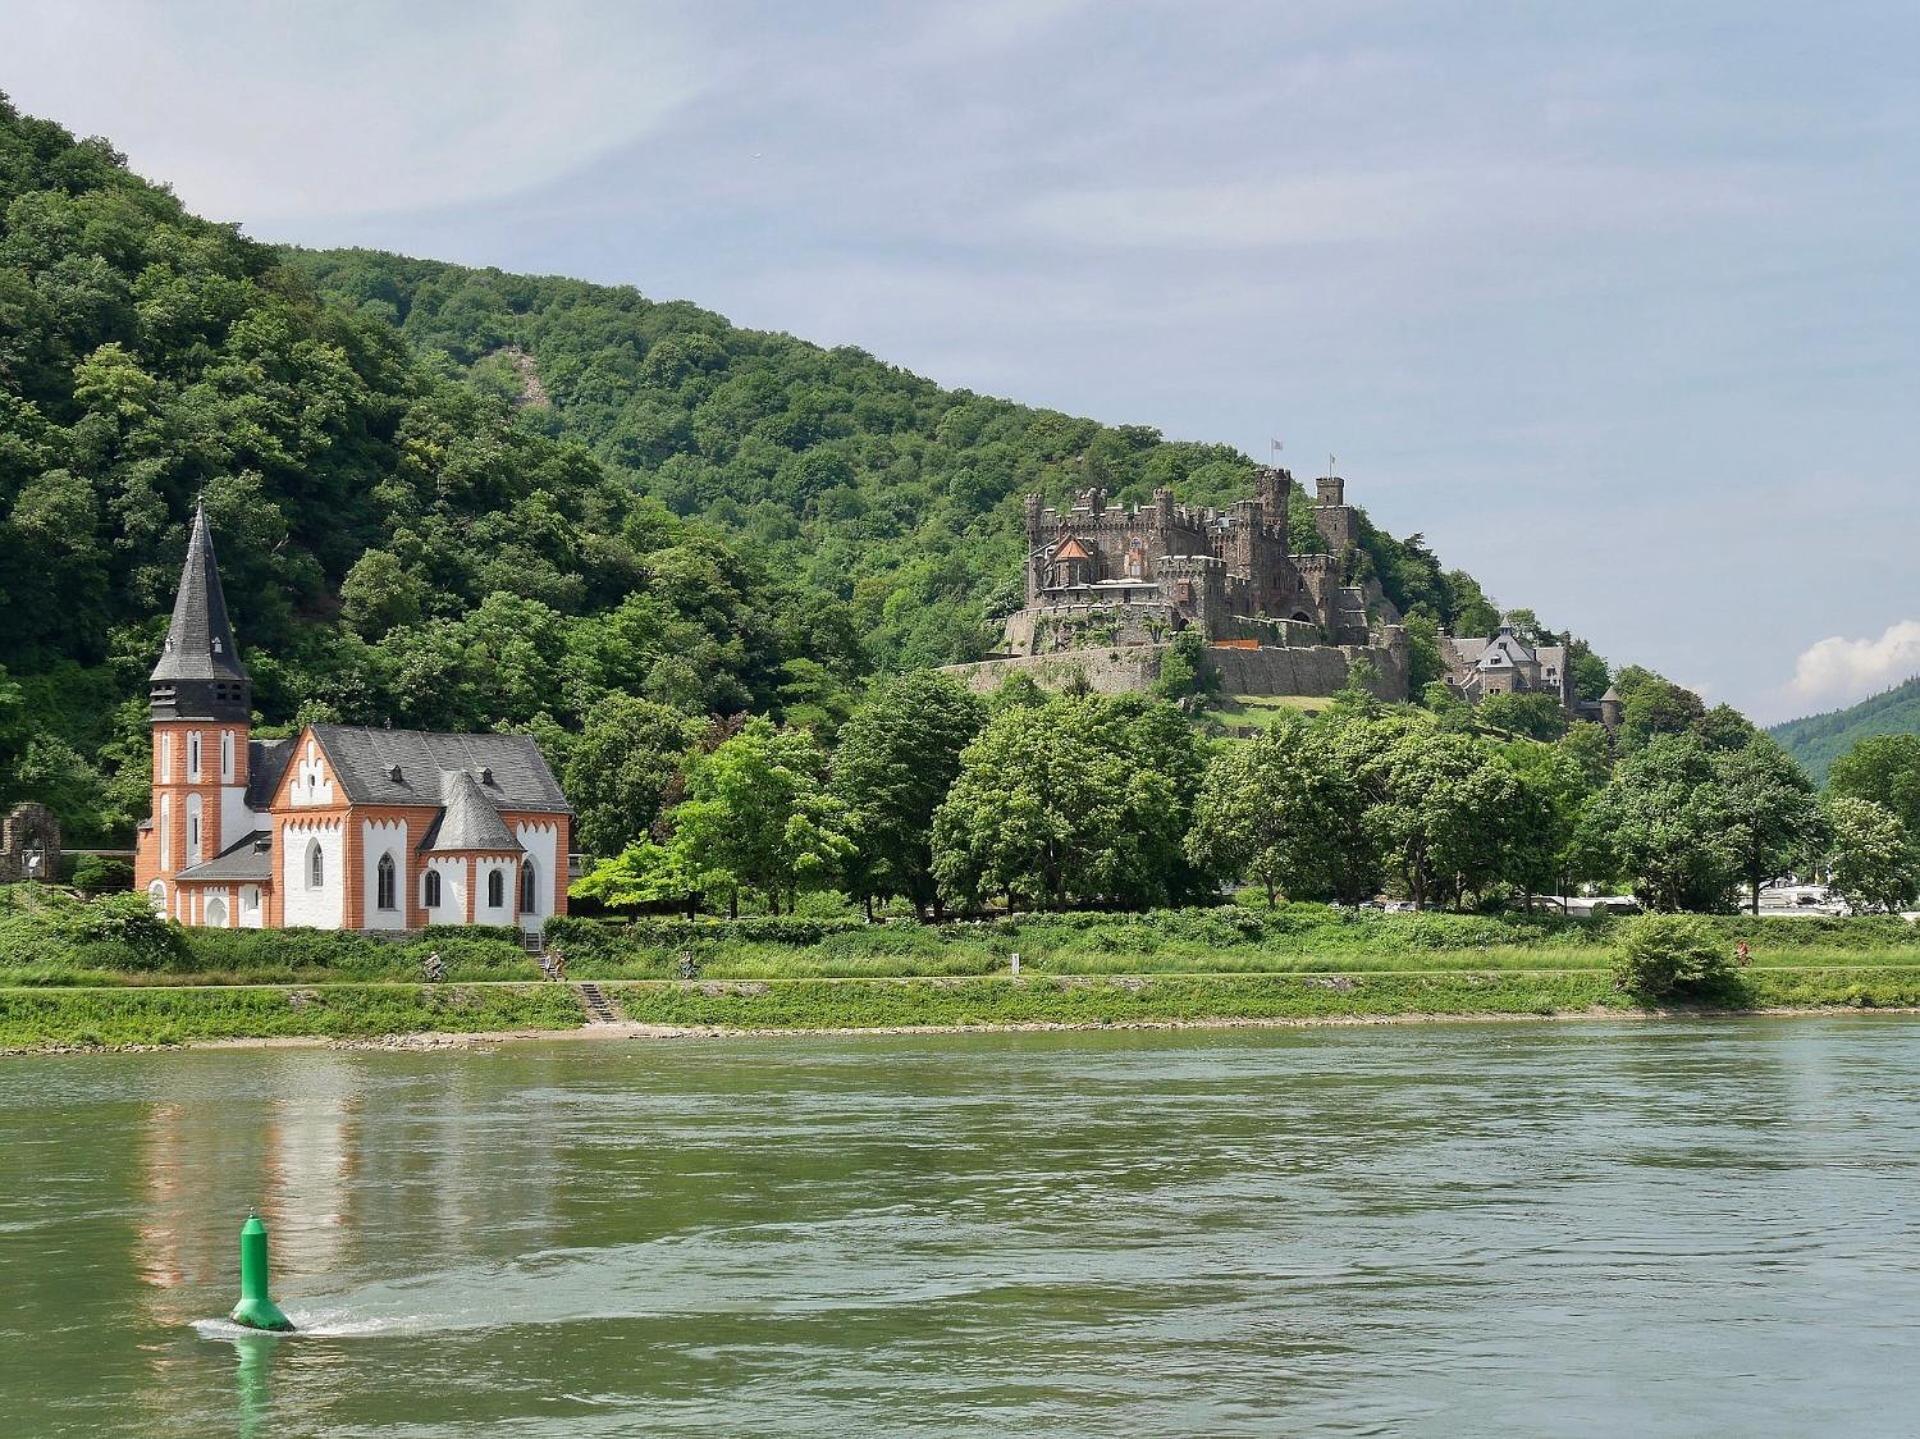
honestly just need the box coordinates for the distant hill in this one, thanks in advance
[1770,677,1920,783]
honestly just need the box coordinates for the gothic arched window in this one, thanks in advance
[423,869,442,909]
[376,853,397,911]
[487,868,505,909]
[308,840,324,890]
[520,859,538,915]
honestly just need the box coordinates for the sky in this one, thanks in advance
[6,0,1917,722]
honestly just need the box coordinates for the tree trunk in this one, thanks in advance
[864,893,875,923]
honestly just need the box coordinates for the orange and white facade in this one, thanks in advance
[134,507,571,933]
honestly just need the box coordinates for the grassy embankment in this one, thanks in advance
[3,902,1918,1049]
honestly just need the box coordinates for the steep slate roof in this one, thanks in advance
[418,769,524,854]
[244,738,295,810]
[177,830,274,882]
[306,726,570,813]
[150,503,247,686]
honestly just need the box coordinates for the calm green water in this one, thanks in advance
[4,1019,1919,1437]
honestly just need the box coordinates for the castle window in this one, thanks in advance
[520,858,538,915]
[308,840,324,890]
[487,869,505,909]
[376,853,397,911]
[423,870,442,909]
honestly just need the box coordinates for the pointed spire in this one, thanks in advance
[149,501,250,722]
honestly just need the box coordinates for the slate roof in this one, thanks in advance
[176,830,274,883]
[306,726,570,814]
[150,504,248,686]
[245,738,294,811]
[418,769,524,854]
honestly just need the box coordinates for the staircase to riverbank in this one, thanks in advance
[577,982,618,1025]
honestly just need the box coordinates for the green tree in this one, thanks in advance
[1477,690,1567,741]
[931,694,1204,911]
[1828,734,1920,836]
[1499,741,1595,907]
[1583,734,1736,912]
[664,719,851,914]
[564,695,701,858]
[1612,667,1707,750]
[1363,728,1522,910]
[1185,714,1358,904]
[1712,738,1823,913]
[569,839,706,918]
[1153,630,1218,708]
[1822,796,1919,914]
[831,671,987,917]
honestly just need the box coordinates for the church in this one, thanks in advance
[133,506,572,933]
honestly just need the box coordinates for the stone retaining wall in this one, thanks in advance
[943,637,1408,701]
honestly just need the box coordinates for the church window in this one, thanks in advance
[487,869,505,909]
[205,896,228,929]
[186,795,202,866]
[242,887,259,914]
[147,880,166,916]
[159,796,172,869]
[520,859,538,915]
[423,870,442,909]
[308,840,324,889]
[376,853,398,911]
[220,731,234,783]
[159,734,173,780]
[188,733,201,781]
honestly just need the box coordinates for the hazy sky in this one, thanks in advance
[7,1,1917,722]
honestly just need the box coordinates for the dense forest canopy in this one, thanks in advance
[0,95,1578,844]
[1770,678,1920,784]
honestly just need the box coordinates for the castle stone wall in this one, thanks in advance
[943,636,1408,702]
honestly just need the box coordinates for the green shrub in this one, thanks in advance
[1611,915,1737,1000]
[50,893,188,972]
[71,856,134,896]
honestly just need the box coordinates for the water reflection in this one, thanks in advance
[233,1334,276,1439]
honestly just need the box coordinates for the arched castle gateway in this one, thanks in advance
[946,467,1411,699]
[133,505,572,932]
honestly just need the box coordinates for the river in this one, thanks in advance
[3,1019,1918,1436]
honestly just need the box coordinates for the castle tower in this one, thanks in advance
[137,503,253,918]
[1313,474,1355,551]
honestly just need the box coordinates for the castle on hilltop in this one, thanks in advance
[946,467,1410,699]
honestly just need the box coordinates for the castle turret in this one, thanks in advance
[1599,684,1625,731]
[138,503,254,917]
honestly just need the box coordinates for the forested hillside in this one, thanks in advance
[0,95,1533,844]
[286,247,1506,660]
[1771,677,1920,783]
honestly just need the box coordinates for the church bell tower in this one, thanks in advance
[136,503,253,916]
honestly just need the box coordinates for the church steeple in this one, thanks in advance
[149,502,250,722]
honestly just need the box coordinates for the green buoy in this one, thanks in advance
[230,1214,294,1332]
